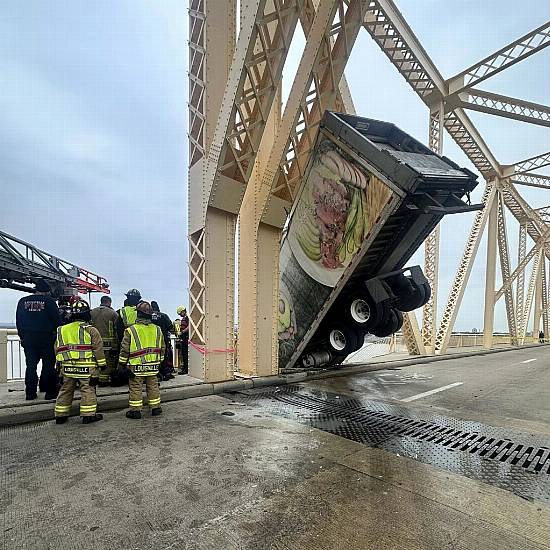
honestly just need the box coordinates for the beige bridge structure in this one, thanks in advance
[187,0,550,382]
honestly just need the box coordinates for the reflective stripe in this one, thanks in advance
[129,324,142,350]
[133,366,159,377]
[56,322,94,366]
[63,365,91,378]
[56,327,71,362]
[148,398,161,406]
[127,324,162,367]
[56,344,94,353]
[120,306,137,327]
[78,325,85,360]
[80,405,97,412]
[129,347,162,358]
[55,405,71,412]
[129,400,143,408]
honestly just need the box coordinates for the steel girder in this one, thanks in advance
[435,182,498,353]
[421,105,443,353]
[542,259,550,339]
[496,193,518,345]
[447,89,550,128]
[516,222,527,335]
[190,0,301,233]
[505,151,550,177]
[189,0,550,377]
[520,249,543,343]
[447,21,550,95]
[513,173,550,190]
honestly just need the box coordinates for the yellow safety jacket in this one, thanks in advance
[120,323,163,377]
[119,305,137,328]
[55,321,106,378]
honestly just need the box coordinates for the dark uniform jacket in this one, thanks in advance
[16,294,61,342]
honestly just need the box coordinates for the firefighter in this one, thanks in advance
[119,300,165,419]
[151,300,175,380]
[54,299,106,424]
[116,288,141,342]
[16,279,61,400]
[91,295,119,385]
[173,305,189,374]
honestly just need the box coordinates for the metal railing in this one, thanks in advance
[0,329,181,382]
[0,329,28,382]
[0,329,542,382]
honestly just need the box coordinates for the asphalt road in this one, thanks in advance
[307,345,550,433]
[3,346,550,549]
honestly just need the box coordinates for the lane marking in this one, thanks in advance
[401,382,464,403]
[521,358,537,364]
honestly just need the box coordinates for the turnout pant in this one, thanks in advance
[176,337,188,373]
[55,377,97,417]
[22,333,57,396]
[128,375,161,410]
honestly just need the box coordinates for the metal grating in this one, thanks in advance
[227,385,550,502]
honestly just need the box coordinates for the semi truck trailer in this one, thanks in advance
[278,112,480,370]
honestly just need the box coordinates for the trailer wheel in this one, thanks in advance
[326,324,363,356]
[372,309,403,337]
[420,282,431,306]
[391,275,426,312]
[345,292,389,331]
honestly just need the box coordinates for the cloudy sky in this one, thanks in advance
[0,1,548,331]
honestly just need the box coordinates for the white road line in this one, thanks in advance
[521,358,537,364]
[401,382,464,403]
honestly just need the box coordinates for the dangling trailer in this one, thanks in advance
[278,112,480,370]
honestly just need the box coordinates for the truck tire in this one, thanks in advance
[372,309,403,337]
[420,282,431,306]
[391,275,426,312]
[326,324,363,356]
[345,292,390,331]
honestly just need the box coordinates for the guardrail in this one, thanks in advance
[0,329,181,382]
[0,329,542,383]
[0,329,25,383]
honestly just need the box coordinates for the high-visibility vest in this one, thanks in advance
[119,305,137,328]
[55,322,97,378]
[127,323,163,376]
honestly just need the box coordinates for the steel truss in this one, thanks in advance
[188,0,550,381]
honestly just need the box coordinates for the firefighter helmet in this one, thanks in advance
[71,299,91,320]
[136,300,153,317]
[176,305,187,315]
[125,288,142,298]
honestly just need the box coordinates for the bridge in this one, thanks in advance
[1,2,550,549]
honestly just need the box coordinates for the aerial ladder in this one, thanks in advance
[0,229,109,299]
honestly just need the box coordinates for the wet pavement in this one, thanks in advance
[3,346,550,549]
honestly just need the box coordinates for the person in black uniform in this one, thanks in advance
[16,279,61,400]
[151,301,175,380]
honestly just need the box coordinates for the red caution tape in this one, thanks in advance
[189,340,235,355]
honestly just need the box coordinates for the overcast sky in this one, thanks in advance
[0,1,548,332]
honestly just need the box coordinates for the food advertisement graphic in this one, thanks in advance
[278,139,392,368]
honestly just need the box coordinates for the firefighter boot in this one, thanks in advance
[151,407,163,416]
[55,417,68,424]
[126,410,142,419]
[82,414,103,424]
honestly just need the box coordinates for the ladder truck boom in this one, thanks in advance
[0,230,109,298]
